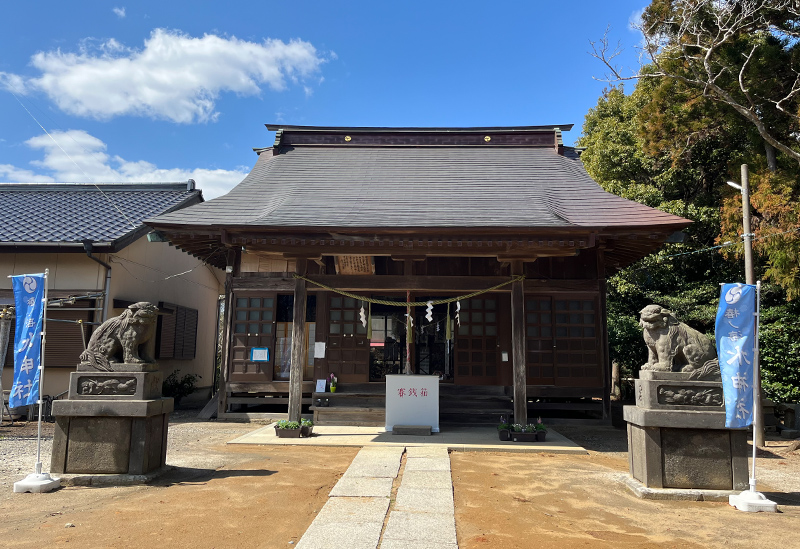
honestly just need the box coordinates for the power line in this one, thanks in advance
[7,89,138,230]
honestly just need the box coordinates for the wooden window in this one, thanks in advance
[156,302,199,360]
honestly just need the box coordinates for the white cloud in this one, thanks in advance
[113,7,126,18]
[2,29,325,123]
[1,130,248,199]
[629,7,646,32]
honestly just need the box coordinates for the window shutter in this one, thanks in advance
[174,306,186,359]
[181,307,198,359]
[157,302,176,359]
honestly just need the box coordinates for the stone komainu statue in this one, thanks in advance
[80,302,159,371]
[639,304,717,373]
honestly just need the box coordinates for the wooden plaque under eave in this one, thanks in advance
[335,255,375,275]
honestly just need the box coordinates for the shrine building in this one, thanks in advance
[146,125,690,425]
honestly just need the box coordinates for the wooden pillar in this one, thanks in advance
[510,261,527,425]
[217,248,237,418]
[288,259,308,422]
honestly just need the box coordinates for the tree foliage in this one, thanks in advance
[578,79,798,401]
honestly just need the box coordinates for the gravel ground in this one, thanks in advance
[2,412,799,494]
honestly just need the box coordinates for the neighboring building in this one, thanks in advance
[147,125,691,423]
[0,182,223,401]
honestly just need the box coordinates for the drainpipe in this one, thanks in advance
[82,240,112,321]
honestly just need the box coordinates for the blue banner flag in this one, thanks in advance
[715,283,757,428]
[10,274,46,409]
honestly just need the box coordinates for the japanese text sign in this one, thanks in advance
[715,283,756,428]
[10,274,45,409]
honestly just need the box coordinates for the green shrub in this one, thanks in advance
[760,320,800,403]
[162,370,200,405]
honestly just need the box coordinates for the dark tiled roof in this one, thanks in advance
[0,183,201,247]
[149,147,688,230]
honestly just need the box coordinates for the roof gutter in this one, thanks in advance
[82,240,112,322]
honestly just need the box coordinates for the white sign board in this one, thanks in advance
[315,379,327,393]
[385,375,439,432]
[314,341,326,359]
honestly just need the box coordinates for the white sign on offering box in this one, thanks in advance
[385,375,439,432]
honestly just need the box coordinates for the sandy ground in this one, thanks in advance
[1,416,799,548]
[0,414,358,549]
[453,425,800,549]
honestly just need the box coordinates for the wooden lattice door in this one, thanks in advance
[454,295,501,385]
[229,293,276,383]
[525,295,601,387]
[326,295,369,383]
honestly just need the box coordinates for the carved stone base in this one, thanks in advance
[624,405,748,491]
[68,371,162,400]
[51,398,173,475]
[77,361,159,372]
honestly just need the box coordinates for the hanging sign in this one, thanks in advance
[715,283,756,428]
[10,274,45,409]
[335,256,375,275]
[250,348,270,362]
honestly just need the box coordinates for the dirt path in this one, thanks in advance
[452,426,800,549]
[0,417,358,549]
[2,418,798,548]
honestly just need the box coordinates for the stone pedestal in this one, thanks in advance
[52,359,171,476]
[625,371,748,491]
[51,397,173,475]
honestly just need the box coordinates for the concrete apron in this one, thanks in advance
[228,424,589,455]
[297,446,458,549]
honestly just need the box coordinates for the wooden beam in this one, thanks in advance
[288,259,308,422]
[510,261,527,425]
[231,274,602,293]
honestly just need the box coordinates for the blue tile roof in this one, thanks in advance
[0,183,201,247]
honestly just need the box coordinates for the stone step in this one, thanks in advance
[392,425,432,436]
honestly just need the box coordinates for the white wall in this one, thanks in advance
[1,240,224,400]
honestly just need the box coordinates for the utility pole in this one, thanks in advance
[727,164,765,447]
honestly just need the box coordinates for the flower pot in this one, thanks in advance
[274,427,302,438]
[511,432,537,442]
[301,425,314,437]
[536,430,547,442]
[330,386,337,393]
[498,429,511,441]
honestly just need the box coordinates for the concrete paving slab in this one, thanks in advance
[399,470,453,490]
[394,487,454,513]
[405,447,448,459]
[227,423,587,454]
[346,449,403,478]
[379,541,458,549]
[402,456,450,472]
[312,496,390,524]
[297,521,383,549]
[381,511,457,545]
[329,476,394,498]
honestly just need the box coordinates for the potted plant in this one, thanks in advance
[497,415,512,441]
[534,417,547,442]
[274,419,302,438]
[300,417,314,437]
[497,421,512,441]
[329,373,338,393]
[511,423,537,442]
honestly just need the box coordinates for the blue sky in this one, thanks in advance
[0,1,646,198]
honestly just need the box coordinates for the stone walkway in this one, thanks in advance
[296,446,457,549]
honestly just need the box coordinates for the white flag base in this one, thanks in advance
[729,490,777,513]
[13,463,60,493]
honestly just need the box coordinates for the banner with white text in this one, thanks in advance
[715,283,756,429]
[9,274,45,409]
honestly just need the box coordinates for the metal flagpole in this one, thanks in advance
[12,269,60,493]
[729,280,776,512]
[34,269,49,475]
